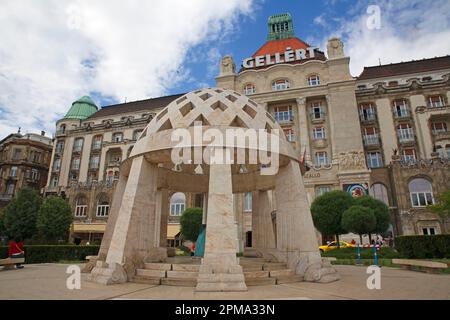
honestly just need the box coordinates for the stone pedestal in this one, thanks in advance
[274,160,339,283]
[196,163,247,292]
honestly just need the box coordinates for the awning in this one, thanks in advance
[72,223,106,233]
[167,224,181,240]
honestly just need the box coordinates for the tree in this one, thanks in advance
[180,207,203,242]
[37,196,73,242]
[310,190,354,247]
[341,205,376,244]
[354,196,390,243]
[3,188,42,241]
[428,190,450,218]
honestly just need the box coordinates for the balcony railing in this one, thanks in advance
[398,130,415,143]
[274,112,294,124]
[393,109,410,119]
[363,134,380,146]
[433,131,450,141]
[359,113,377,122]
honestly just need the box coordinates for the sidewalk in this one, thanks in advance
[0,264,449,300]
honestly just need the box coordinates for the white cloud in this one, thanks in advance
[320,0,450,77]
[0,0,254,138]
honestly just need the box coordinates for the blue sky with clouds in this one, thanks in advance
[1,0,450,138]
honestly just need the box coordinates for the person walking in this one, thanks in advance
[190,242,196,256]
[9,238,24,269]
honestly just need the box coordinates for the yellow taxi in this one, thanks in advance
[319,241,354,253]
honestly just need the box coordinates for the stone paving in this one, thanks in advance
[0,263,448,300]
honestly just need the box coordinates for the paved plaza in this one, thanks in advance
[0,263,448,300]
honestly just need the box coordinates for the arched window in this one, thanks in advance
[370,183,389,205]
[75,196,88,217]
[112,132,123,143]
[243,84,256,95]
[308,74,320,86]
[96,194,110,217]
[170,192,186,216]
[409,178,434,207]
[272,79,290,91]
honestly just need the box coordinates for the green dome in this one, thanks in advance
[64,96,98,120]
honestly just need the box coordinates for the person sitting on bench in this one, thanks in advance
[9,238,24,269]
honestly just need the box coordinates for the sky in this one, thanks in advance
[1,0,450,139]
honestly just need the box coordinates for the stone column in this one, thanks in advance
[252,190,276,257]
[274,160,339,283]
[158,189,169,248]
[202,193,208,224]
[296,98,311,162]
[233,193,245,253]
[90,156,161,285]
[196,163,247,292]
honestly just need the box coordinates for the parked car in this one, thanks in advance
[319,241,354,253]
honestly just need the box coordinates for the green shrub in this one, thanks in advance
[395,235,450,259]
[0,245,100,264]
[180,207,203,242]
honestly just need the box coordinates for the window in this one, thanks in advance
[244,192,252,211]
[313,127,326,139]
[308,75,320,86]
[370,183,389,205]
[96,195,109,217]
[316,186,331,197]
[89,155,100,169]
[92,135,103,150]
[30,169,39,181]
[422,227,436,235]
[436,146,445,158]
[315,152,329,166]
[112,132,123,143]
[74,196,88,217]
[409,178,434,207]
[50,176,58,187]
[55,141,64,154]
[5,183,15,195]
[52,158,61,172]
[359,103,376,121]
[402,148,417,163]
[284,129,295,142]
[393,100,409,118]
[366,152,383,168]
[170,192,186,216]
[431,122,447,135]
[73,138,84,152]
[272,79,290,91]
[447,144,450,158]
[71,157,81,170]
[243,84,256,95]
[13,149,22,160]
[428,95,444,108]
[59,125,66,134]
[274,106,293,123]
[397,124,414,142]
[311,102,325,120]
[31,151,41,163]
[363,127,379,146]
[10,166,18,177]
[133,130,143,141]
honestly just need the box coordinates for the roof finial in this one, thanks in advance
[18,127,21,134]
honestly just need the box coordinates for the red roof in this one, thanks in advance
[253,38,310,57]
[358,56,450,80]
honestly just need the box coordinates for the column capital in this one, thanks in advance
[296,97,307,105]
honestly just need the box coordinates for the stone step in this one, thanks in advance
[167,270,198,279]
[172,264,200,272]
[263,264,288,271]
[161,278,197,287]
[136,269,166,278]
[242,266,264,272]
[244,271,270,279]
[131,275,161,285]
[275,275,303,285]
[144,263,172,271]
[269,269,295,278]
[245,278,277,286]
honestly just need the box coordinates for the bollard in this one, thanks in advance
[357,241,362,266]
[373,242,378,266]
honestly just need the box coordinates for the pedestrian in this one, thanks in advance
[9,238,25,269]
[351,239,356,246]
[190,242,196,256]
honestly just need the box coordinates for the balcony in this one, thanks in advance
[55,129,66,137]
[359,113,377,123]
[398,135,415,145]
[393,109,411,120]
[107,160,121,168]
[312,139,328,149]
[363,134,380,147]
[274,113,294,125]
[433,131,450,142]
[310,111,326,123]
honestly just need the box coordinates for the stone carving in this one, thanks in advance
[327,37,344,59]
[219,55,236,76]
[338,151,367,171]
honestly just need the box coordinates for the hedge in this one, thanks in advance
[0,245,100,264]
[395,235,450,259]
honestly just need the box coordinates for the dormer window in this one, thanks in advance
[272,79,290,91]
[243,84,256,95]
[308,75,320,86]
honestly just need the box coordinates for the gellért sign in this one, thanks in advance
[242,47,317,69]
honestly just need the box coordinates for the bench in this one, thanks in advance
[392,259,448,274]
[0,257,25,270]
